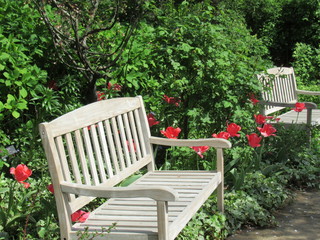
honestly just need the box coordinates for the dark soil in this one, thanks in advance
[227,190,320,240]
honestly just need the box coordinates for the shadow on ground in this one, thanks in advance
[228,190,320,240]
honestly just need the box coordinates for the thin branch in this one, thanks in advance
[97,18,139,70]
[81,0,119,42]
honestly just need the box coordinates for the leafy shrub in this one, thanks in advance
[221,0,320,65]
[282,134,320,189]
[113,0,270,138]
[292,43,320,105]
[178,198,228,240]
[0,165,59,239]
[224,190,275,231]
[240,172,290,210]
[260,125,309,165]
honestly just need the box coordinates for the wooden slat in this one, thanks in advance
[48,97,141,137]
[82,127,100,185]
[74,130,91,185]
[128,111,142,161]
[96,209,179,217]
[134,109,147,157]
[104,120,120,174]
[55,136,75,201]
[90,124,107,182]
[55,136,72,182]
[70,228,158,240]
[97,122,114,178]
[117,114,132,167]
[278,109,320,125]
[111,117,126,170]
[65,133,82,184]
[123,112,137,164]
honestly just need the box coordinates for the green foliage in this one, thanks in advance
[293,43,320,86]
[292,43,320,105]
[114,0,270,138]
[0,32,47,120]
[0,0,49,60]
[220,0,320,65]
[240,172,290,210]
[261,125,309,165]
[178,199,228,240]
[0,163,60,239]
[224,190,275,231]
[281,134,320,189]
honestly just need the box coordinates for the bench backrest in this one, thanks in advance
[257,67,298,115]
[39,96,154,219]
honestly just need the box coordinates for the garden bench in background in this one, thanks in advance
[39,96,231,240]
[257,67,320,126]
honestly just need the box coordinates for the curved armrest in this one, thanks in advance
[60,182,178,201]
[296,89,320,96]
[260,101,317,109]
[149,136,231,149]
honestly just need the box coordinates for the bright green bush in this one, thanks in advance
[220,0,320,65]
[225,190,276,231]
[240,172,290,210]
[178,199,228,240]
[292,43,320,105]
[282,134,320,189]
[113,0,271,138]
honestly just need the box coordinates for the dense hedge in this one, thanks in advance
[112,1,271,138]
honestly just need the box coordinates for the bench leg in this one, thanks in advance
[216,149,224,213]
[157,201,169,240]
[217,182,224,213]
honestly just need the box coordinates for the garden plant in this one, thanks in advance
[0,0,320,239]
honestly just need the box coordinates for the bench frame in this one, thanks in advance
[39,96,231,240]
[257,67,320,126]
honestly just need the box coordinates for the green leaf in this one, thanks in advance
[222,101,232,108]
[0,52,10,60]
[3,72,10,79]
[7,94,15,102]
[180,42,193,52]
[12,111,20,118]
[19,88,28,98]
[119,174,142,187]
[38,227,46,238]
[15,81,22,86]
[16,101,27,110]
[0,188,10,194]
[5,80,12,86]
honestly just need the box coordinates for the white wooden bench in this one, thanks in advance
[257,67,320,126]
[39,96,231,240]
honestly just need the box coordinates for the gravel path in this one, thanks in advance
[227,190,320,240]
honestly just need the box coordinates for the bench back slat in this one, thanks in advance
[39,96,154,219]
[258,67,298,115]
[74,129,92,184]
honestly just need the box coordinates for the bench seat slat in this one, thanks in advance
[70,170,221,239]
[277,109,320,125]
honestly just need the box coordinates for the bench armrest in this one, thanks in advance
[60,182,178,201]
[149,136,232,149]
[260,101,317,109]
[296,89,320,96]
